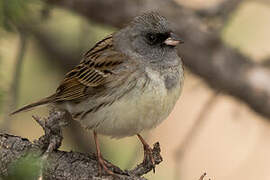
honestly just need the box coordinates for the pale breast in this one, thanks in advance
[74,66,184,138]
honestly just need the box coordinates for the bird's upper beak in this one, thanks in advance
[164,33,184,46]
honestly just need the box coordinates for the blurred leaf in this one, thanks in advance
[0,0,38,31]
[4,153,42,180]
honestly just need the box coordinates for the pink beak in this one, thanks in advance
[164,33,184,46]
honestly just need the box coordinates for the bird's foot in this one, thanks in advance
[97,155,114,175]
[137,134,156,173]
[142,143,156,173]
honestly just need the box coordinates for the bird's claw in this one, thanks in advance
[97,155,114,176]
[143,144,156,173]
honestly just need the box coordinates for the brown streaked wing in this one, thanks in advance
[55,78,87,101]
[53,34,128,102]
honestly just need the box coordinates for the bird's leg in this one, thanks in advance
[137,134,156,173]
[93,131,114,175]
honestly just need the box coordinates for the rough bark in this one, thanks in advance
[0,111,162,180]
[41,0,270,119]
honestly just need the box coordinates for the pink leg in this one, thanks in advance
[93,131,114,175]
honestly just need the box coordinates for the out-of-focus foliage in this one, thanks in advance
[3,153,42,180]
[0,0,38,31]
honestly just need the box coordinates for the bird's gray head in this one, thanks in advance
[114,12,183,66]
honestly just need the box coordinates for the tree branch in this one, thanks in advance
[42,0,270,119]
[0,111,162,180]
[195,0,244,21]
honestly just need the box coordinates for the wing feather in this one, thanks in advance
[53,34,128,102]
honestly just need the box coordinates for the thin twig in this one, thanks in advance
[174,91,220,180]
[199,173,207,180]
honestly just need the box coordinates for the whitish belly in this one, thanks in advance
[79,68,183,138]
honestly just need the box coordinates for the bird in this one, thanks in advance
[11,12,184,175]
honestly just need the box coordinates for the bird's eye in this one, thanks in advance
[146,33,158,44]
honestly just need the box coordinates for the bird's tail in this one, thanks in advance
[10,94,56,115]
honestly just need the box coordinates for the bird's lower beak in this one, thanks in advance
[164,33,184,46]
